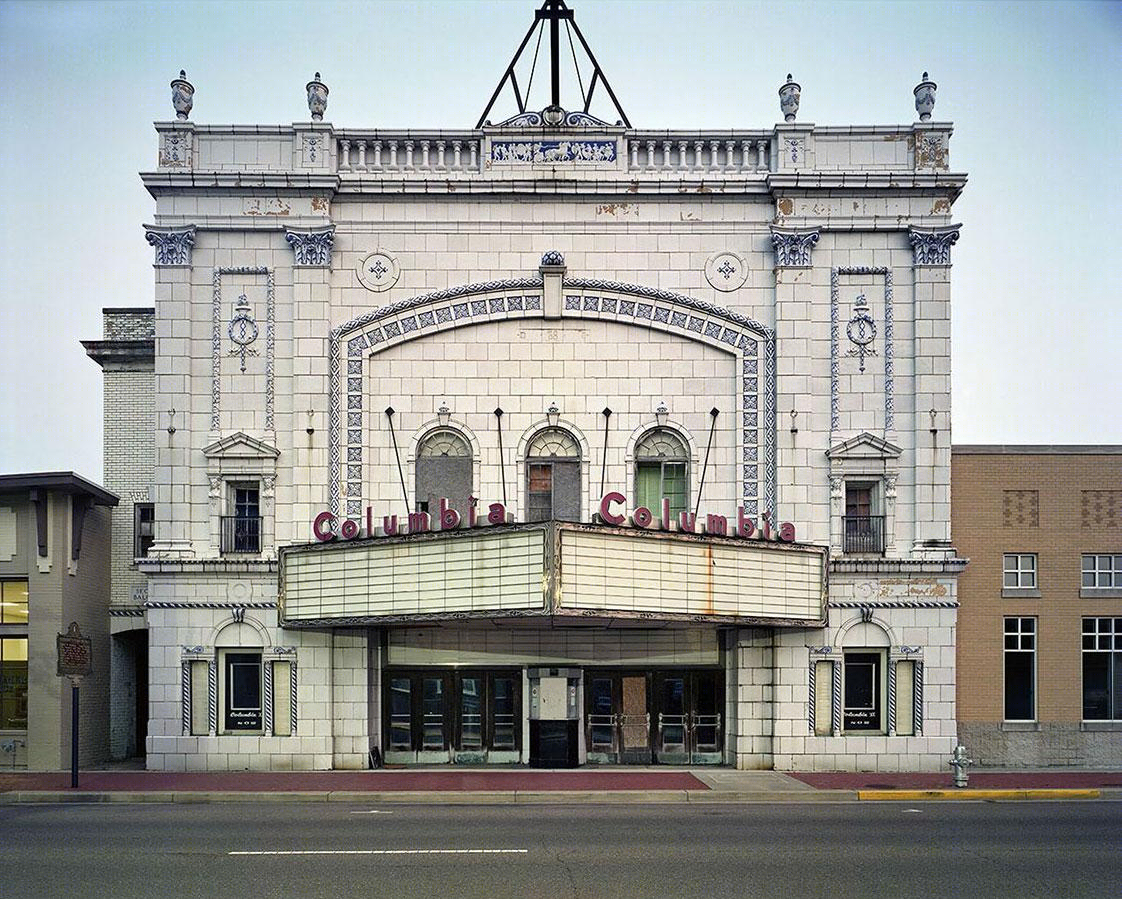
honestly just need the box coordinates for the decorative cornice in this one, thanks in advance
[909,224,961,265]
[770,227,820,267]
[144,225,196,265]
[829,600,960,609]
[285,226,335,266]
[146,601,278,610]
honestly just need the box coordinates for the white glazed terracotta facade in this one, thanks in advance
[131,70,967,772]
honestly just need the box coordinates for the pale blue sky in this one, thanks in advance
[0,0,1119,481]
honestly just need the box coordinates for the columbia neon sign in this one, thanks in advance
[312,493,796,544]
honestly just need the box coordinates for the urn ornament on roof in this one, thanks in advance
[306,72,329,121]
[914,72,937,122]
[779,74,801,122]
[171,70,194,120]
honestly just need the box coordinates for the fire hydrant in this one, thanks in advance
[949,744,974,788]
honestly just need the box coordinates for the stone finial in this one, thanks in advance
[914,71,937,122]
[540,250,565,267]
[171,70,194,121]
[779,74,801,123]
[306,72,329,121]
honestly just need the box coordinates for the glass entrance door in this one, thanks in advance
[585,669,724,765]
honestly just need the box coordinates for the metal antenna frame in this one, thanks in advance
[476,0,631,128]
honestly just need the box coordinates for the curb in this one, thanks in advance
[1,789,857,805]
[2,787,1112,805]
[857,788,1101,801]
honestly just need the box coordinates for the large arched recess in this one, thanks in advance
[328,276,776,520]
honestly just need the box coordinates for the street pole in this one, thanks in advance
[71,678,79,789]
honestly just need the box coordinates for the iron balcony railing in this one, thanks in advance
[843,515,885,554]
[220,516,262,554]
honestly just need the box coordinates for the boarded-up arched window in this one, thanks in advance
[416,429,472,518]
[635,429,689,516]
[526,428,581,522]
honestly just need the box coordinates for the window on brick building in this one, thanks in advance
[1004,617,1036,721]
[1082,555,1122,592]
[1082,617,1122,721]
[1002,553,1038,596]
[133,503,154,558]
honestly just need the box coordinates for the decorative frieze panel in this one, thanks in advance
[909,225,961,266]
[212,268,275,431]
[830,267,895,440]
[145,225,196,266]
[770,227,819,267]
[285,226,335,266]
[490,139,617,164]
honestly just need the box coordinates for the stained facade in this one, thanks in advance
[109,6,970,773]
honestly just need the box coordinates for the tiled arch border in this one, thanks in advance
[328,278,777,521]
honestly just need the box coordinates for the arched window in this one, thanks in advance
[525,428,581,522]
[416,429,472,518]
[634,429,689,516]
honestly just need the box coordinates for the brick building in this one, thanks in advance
[83,309,156,760]
[953,446,1122,767]
[100,3,968,772]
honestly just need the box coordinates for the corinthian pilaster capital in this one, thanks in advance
[770,226,820,267]
[909,224,961,266]
[285,226,335,267]
[144,225,196,266]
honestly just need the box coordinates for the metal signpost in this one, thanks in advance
[57,622,92,789]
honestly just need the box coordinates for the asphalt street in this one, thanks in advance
[2,800,1118,899]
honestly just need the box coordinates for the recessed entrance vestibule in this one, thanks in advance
[585,669,724,765]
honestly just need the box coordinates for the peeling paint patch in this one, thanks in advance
[777,197,794,216]
[244,198,292,216]
[932,198,951,215]
[595,202,639,217]
[311,196,329,213]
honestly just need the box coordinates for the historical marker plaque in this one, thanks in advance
[57,622,92,678]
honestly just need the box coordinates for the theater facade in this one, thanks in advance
[132,4,966,772]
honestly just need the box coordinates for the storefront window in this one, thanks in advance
[223,652,262,732]
[0,637,29,730]
[843,652,882,732]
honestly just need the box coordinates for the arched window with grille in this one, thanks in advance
[525,428,581,522]
[415,429,472,518]
[634,429,689,517]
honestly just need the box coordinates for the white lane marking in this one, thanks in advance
[229,848,528,856]
[349,810,394,815]
[902,808,923,813]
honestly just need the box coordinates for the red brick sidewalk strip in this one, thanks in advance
[0,770,708,793]
[788,771,1122,790]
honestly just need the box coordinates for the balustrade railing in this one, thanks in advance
[336,134,481,173]
[625,135,771,172]
[843,515,886,555]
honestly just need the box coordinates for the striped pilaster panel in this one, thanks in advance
[263,661,274,736]
[181,663,191,735]
[290,663,298,734]
[807,662,816,733]
[831,661,842,736]
[207,660,217,735]
[887,660,897,736]
[914,662,924,735]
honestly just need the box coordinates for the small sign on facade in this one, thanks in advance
[57,622,92,678]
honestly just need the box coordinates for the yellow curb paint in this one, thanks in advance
[858,789,1100,801]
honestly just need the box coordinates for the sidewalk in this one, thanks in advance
[0,767,1117,804]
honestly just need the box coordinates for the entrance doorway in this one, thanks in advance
[383,668,521,763]
[584,669,724,765]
